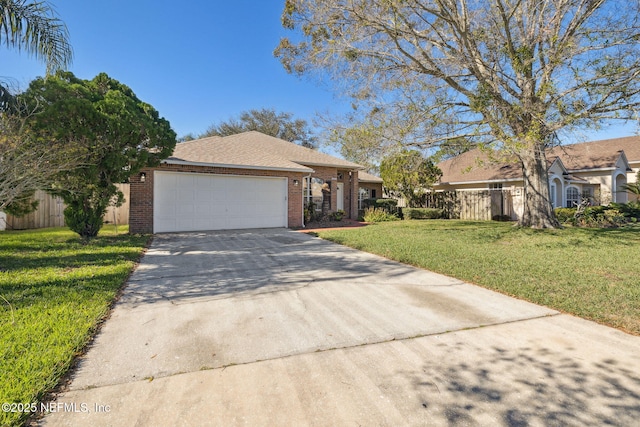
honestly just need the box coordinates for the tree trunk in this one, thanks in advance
[519,146,560,228]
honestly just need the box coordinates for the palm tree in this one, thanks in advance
[620,171,640,202]
[0,0,72,73]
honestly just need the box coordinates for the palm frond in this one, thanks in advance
[0,0,72,73]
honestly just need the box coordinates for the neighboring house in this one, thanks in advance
[129,131,379,233]
[436,136,640,217]
[357,171,384,210]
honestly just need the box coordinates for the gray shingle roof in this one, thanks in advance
[168,135,312,172]
[358,171,384,183]
[438,136,640,185]
[166,131,363,172]
[437,149,522,184]
[547,136,640,170]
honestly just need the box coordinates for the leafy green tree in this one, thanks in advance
[19,72,176,238]
[202,108,317,148]
[321,107,406,174]
[380,150,441,208]
[276,0,640,228]
[0,0,72,74]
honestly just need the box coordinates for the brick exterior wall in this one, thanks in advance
[308,166,338,213]
[360,183,384,200]
[303,166,361,220]
[129,164,305,234]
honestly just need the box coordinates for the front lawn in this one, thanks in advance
[0,226,149,427]
[317,220,640,336]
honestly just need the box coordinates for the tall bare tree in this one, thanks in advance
[201,108,318,148]
[276,0,640,228]
[0,106,79,213]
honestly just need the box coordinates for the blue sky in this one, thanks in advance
[2,0,638,143]
[1,0,349,139]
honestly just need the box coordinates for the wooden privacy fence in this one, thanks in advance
[4,184,130,230]
[424,189,518,221]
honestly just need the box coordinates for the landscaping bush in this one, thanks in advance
[556,205,634,228]
[331,210,345,221]
[362,207,400,222]
[403,207,444,220]
[611,201,640,220]
[571,205,628,228]
[586,207,626,227]
[554,207,576,223]
[362,198,398,213]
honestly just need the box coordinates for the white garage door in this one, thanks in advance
[154,171,288,233]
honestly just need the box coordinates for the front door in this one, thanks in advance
[336,182,344,211]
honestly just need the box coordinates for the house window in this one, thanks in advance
[371,189,377,198]
[358,187,370,210]
[304,177,325,211]
[550,183,556,208]
[566,187,579,207]
[490,183,503,190]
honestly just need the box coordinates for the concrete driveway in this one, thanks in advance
[41,228,640,426]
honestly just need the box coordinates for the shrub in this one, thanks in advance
[574,205,628,228]
[363,207,399,222]
[610,201,640,219]
[64,202,105,238]
[363,198,398,213]
[554,207,576,223]
[331,210,345,221]
[403,207,444,220]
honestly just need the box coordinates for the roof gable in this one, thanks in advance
[166,131,363,172]
[615,151,632,172]
[548,157,568,176]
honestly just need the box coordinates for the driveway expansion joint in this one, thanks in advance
[76,312,563,392]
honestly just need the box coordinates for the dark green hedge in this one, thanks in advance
[403,207,444,219]
[362,198,398,209]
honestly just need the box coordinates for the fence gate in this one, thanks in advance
[424,189,516,221]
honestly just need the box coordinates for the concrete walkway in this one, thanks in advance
[40,229,640,426]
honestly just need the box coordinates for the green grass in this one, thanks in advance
[317,220,640,336]
[0,226,149,427]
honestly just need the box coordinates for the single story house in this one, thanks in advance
[357,171,384,209]
[130,131,380,233]
[436,136,640,216]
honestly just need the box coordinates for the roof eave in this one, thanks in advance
[294,161,363,170]
[567,166,617,173]
[436,177,523,186]
[163,159,314,173]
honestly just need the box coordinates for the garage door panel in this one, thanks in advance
[154,172,287,233]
